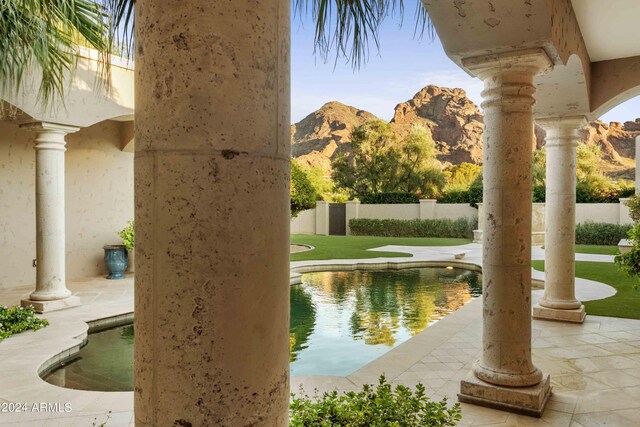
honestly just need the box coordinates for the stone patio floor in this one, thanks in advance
[0,243,639,426]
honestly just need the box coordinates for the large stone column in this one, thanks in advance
[20,122,81,313]
[134,1,290,426]
[458,49,552,417]
[533,117,586,323]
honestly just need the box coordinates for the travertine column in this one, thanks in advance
[20,122,81,313]
[533,117,586,323]
[636,135,640,194]
[134,1,290,426]
[458,50,552,417]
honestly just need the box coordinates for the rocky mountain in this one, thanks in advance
[579,120,640,180]
[291,102,379,172]
[290,85,639,180]
[390,85,484,165]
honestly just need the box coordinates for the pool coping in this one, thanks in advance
[0,243,619,425]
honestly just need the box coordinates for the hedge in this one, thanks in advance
[360,192,420,204]
[349,217,477,239]
[575,222,632,246]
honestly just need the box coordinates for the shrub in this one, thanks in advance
[624,195,640,223]
[349,218,477,239]
[118,220,135,252]
[360,192,420,204]
[467,174,483,208]
[532,185,545,203]
[290,375,462,427]
[575,221,632,246]
[0,305,49,341]
[615,223,640,288]
[291,160,318,218]
[437,189,469,204]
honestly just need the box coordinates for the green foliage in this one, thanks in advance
[531,148,546,187]
[532,185,546,203]
[443,162,481,188]
[614,223,640,288]
[624,195,640,223]
[349,218,477,239]
[360,192,419,204]
[437,189,469,204]
[466,174,483,208]
[291,160,319,218]
[290,375,462,427]
[0,1,113,105]
[575,222,632,246]
[118,220,135,252]
[0,305,49,341]
[332,121,445,199]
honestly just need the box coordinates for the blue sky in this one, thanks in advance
[290,9,639,125]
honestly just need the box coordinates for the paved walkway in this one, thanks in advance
[0,244,638,426]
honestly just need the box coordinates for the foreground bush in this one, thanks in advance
[615,223,640,288]
[0,305,49,341]
[290,375,462,427]
[575,222,632,246]
[360,192,420,204]
[350,218,476,239]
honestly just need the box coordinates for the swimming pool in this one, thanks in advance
[43,267,481,390]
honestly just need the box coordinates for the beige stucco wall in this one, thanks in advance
[434,203,477,220]
[0,119,133,290]
[358,204,421,220]
[575,203,624,224]
[290,209,316,234]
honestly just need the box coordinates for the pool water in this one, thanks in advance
[44,267,481,390]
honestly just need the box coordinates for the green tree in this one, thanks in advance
[291,160,318,218]
[443,162,482,190]
[332,120,444,198]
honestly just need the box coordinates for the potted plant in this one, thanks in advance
[118,220,135,273]
[103,244,127,279]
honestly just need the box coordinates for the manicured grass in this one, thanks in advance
[532,260,640,319]
[291,235,471,262]
[574,245,618,255]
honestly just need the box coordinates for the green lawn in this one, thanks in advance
[291,235,471,262]
[574,245,619,255]
[532,260,640,319]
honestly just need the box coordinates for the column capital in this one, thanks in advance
[536,115,587,131]
[537,115,587,148]
[462,48,553,79]
[20,121,80,135]
[463,49,553,112]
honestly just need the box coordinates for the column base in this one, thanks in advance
[458,372,552,418]
[532,304,586,323]
[21,295,81,313]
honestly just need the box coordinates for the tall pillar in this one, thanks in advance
[134,1,290,426]
[20,122,81,313]
[533,117,586,323]
[636,135,640,194]
[457,49,552,417]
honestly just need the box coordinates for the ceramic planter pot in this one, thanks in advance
[104,245,128,279]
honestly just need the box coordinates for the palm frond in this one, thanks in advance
[293,0,432,68]
[0,0,110,105]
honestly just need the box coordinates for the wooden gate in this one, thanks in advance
[328,203,346,235]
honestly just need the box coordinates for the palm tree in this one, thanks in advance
[0,0,112,104]
[0,0,430,104]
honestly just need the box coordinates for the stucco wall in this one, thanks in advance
[290,209,316,234]
[0,119,133,289]
[358,204,421,220]
[575,203,626,224]
[433,203,477,220]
